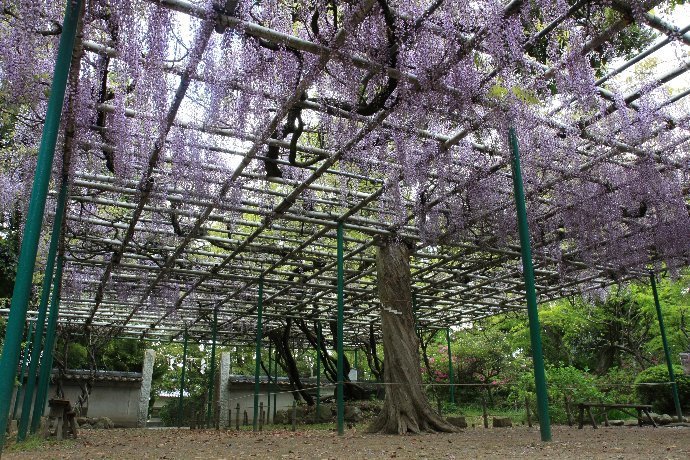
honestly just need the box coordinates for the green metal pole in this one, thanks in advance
[316,322,322,423]
[336,222,345,436]
[18,180,69,441]
[12,321,34,421]
[30,254,65,434]
[267,342,272,423]
[272,347,277,419]
[446,328,455,404]
[650,272,684,422]
[508,127,552,442]
[206,305,218,428]
[253,277,264,432]
[177,328,188,428]
[0,1,82,449]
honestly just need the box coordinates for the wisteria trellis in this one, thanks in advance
[0,0,689,345]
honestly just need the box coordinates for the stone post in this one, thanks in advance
[219,352,231,428]
[137,349,156,428]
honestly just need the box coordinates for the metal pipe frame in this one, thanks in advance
[1,0,688,395]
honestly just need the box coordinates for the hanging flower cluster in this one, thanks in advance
[0,0,688,331]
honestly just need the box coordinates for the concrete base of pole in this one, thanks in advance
[8,420,18,437]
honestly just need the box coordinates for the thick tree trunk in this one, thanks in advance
[368,240,456,434]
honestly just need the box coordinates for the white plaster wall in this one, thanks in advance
[11,381,141,428]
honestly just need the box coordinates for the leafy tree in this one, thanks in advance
[631,275,690,360]
[447,322,527,407]
[418,271,690,417]
[99,339,146,372]
[507,272,690,375]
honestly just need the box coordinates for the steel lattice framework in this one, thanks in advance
[8,0,690,349]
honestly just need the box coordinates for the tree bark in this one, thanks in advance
[368,239,456,434]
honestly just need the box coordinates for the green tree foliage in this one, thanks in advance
[453,323,527,406]
[634,364,690,413]
[419,272,690,417]
[55,336,166,387]
[505,273,690,375]
[99,339,146,372]
[64,342,89,369]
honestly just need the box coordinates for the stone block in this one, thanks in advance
[284,405,308,424]
[358,401,381,414]
[344,405,362,423]
[219,353,231,428]
[307,405,332,423]
[274,410,288,425]
[657,414,673,425]
[94,417,114,429]
[492,417,513,428]
[642,412,657,424]
[446,416,467,428]
[608,419,625,426]
[137,349,156,428]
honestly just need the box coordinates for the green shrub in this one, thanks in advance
[509,365,606,424]
[596,366,637,404]
[634,364,690,414]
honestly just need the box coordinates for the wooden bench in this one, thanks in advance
[578,403,656,429]
[44,399,78,440]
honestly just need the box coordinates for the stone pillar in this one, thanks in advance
[219,352,231,428]
[137,349,156,428]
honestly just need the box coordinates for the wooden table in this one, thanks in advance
[44,399,78,440]
[577,402,656,429]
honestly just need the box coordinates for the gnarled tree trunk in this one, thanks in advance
[368,239,456,434]
[295,320,372,400]
[268,319,314,405]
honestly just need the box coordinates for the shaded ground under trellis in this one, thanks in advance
[3,426,690,459]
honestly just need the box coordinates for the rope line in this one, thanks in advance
[216,380,677,405]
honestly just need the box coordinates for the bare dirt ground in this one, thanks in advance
[4,425,690,459]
